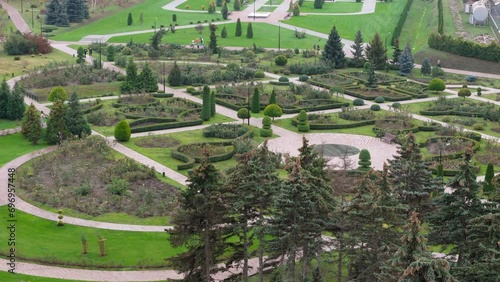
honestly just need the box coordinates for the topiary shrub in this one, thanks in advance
[458,88,471,99]
[260,116,273,137]
[114,120,131,142]
[370,104,381,111]
[254,70,265,79]
[358,149,371,170]
[278,76,289,82]
[476,87,482,96]
[428,78,445,92]
[392,102,401,109]
[298,74,309,82]
[353,98,364,106]
[237,108,249,123]
[274,55,288,66]
[296,110,310,132]
[263,104,283,121]
[48,86,68,102]
[186,86,196,93]
[374,96,385,103]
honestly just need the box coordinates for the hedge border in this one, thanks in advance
[420,109,483,117]
[202,124,254,139]
[172,141,235,170]
[130,119,203,133]
[151,93,174,98]
[112,101,160,108]
[344,88,412,101]
[291,116,376,129]
[82,103,103,114]
[423,136,480,162]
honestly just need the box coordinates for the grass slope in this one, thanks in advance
[0,272,85,282]
[0,133,49,167]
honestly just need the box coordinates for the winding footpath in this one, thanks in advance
[1,0,500,280]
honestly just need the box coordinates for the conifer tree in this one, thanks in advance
[82,0,89,19]
[398,43,414,76]
[168,155,230,282]
[45,100,69,145]
[106,45,115,61]
[233,0,241,11]
[221,1,228,19]
[208,1,216,13]
[21,103,42,145]
[139,12,143,24]
[7,84,25,121]
[483,162,495,193]
[392,38,402,65]
[0,79,10,119]
[168,61,182,86]
[246,23,253,39]
[350,30,365,68]
[65,92,90,138]
[292,3,300,16]
[322,25,345,68]
[216,0,223,7]
[269,88,276,105]
[235,18,242,37]
[421,58,432,76]
[121,59,139,93]
[138,63,158,93]
[314,0,325,9]
[365,32,387,70]
[210,91,216,117]
[45,0,60,25]
[67,0,85,23]
[201,85,211,121]
[56,0,70,27]
[209,23,218,54]
[251,87,260,113]
[366,65,377,88]
[127,12,133,26]
[76,46,85,64]
[221,26,227,38]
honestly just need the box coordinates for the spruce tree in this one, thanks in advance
[392,38,402,65]
[45,100,69,145]
[201,85,211,121]
[210,91,216,117]
[0,79,10,119]
[350,30,365,68]
[21,103,42,145]
[45,0,60,25]
[221,1,228,20]
[398,43,414,76]
[235,18,242,37]
[7,84,25,121]
[366,65,377,88]
[167,156,230,282]
[365,32,387,70]
[269,88,276,105]
[221,26,227,38]
[65,92,90,138]
[121,59,139,93]
[127,12,133,26]
[67,0,85,23]
[251,87,260,113]
[209,23,218,54]
[168,61,182,86]
[246,23,253,39]
[138,63,158,93]
[322,25,345,68]
[483,162,495,193]
[82,0,89,19]
[233,0,241,11]
[56,0,70,27]
[421,58,432,76]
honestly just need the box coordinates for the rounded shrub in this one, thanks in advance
[278,76,289,82]
[353,98,364,106]
[472,123,484,130]
[392,102,401,109]
[114,120,131,142]
[186,86,196,93]
[358,149,372,170]
[260,116,273,137]
[274,55,288,66]
[116,74,126,81]
[254,70,265,79]
[297,109,310,132]
[48,86,68,102]
[428,78,446,92]
[298,74,309,82]
[237,108,250,121]
[370,104,381,111]
[121,47,132,55]
[374,96,385,103]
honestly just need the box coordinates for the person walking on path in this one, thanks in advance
[40,111,46,127]
[57,131,63,147]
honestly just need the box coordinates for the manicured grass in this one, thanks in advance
[31,82,121,102]
[0,272,85,282]
[0,119,20,130]
[481,93,500,102]
[300,1,363,13]
[0,133,49,167]
[52,0,225,41]
[108,22,325,49]
[0,47,72,78]
[398,0,441,53]
[0,208,183,267]
[273,117,378,137]
[285,1,406,41]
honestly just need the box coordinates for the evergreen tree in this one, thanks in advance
[421,58,432,76]
[392,38,402,65]
[216,0,223,7]
[65,92,90,138]
[225,142,281,282]
[209,23,218,54]
[314,0,325,9]
[365,32,387,70]
[82,0,89,19]
[127,12,133,26]
[366,65,377,88]
[45,100,69,145]
[398,43,414,76]
[428,148,487,267]
[139,12,143,24]
[67,0,85,23]
[221,1,228,20]
[483,162,495,193]
[292,3,300,16]
[76,46,85,64]
[168,61,182,86]
[21,104,42,145]
[167,156,230,282]
[322,25,345,68]
[0,79,10,119]
[210,91,216,117]
[221,26,227,38]
[120,59,139,93]
[150,30,165,50]
[7,84,25,121]
[56,0,70,27]
[208,1,216,13]
[235,18,242,37]
[351,30,365,68]
[246,23,253,39]
[138,63,158,93]
[269,88,276,105]
[106,45,115,61]
[233,0,241,11]
[201,85,211,121]
[45,0,60,25]
[251,87,260,113]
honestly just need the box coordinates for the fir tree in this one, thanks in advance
[269,88,276,105]
[251,87,260,113]
[167,155,230,281]
[233,0,241,11]
[392,38,402,65]
[365,32,387,70]
[45,100,69,145]
[350,30,365,68]
[168,61,182,86]
[221,26,227,38]
[398,43,414,76]
[201,85,211,121]
[21,103,42,145]
[45,0,60,25]
[366,65,377,88]
[421,58,432,76]
[120,59,139,93]
[0,79,10,119]
[210,91,216,117]
[235,18,242,37]
[82,0,89,19]
[56,0,70,27]
[150,30,165,50]
[209,23,218,54]
[67,0,85,23]
[65,92,90,138]
[127,12,133,26]
[246,23,253,39]
[322,25,345,68]
[483,162,495,193]
[221,1,228,20]
[138,63,158,93]
[7,84,25,121]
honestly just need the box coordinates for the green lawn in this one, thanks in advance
[0,133,50,167]
[0,47,72,78]
[273,117,378,137]
[0,208,183,267]
[300,1,363,13]
[108,22,325,49]
[0,272,85,282]
[0,119,20,130]
[285,0,406,41]
[31,82,121,102]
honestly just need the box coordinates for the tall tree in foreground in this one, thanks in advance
[398,43,414,76]
[350,30,365,68]
[322,25,346,68]
[201,85,211,121]
[45,100,69,145]
[65,92,91,138]
[167,155,230,282]
[21,104,42,145]
[365,32,387,70]
[235,18,242,36]
[209,23,218,54]
[7,84,25,121]
[0,79,10,119]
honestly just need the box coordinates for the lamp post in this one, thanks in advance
[154,18,157,33]
[31,4,37,29]
[384,32,391,72]
[253,0,256,20]
[21,0,24,13]
[278,21,281,51]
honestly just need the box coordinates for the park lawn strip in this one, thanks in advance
[481,93,500,102]
[0,271,86,282]
[108,22,325,49]
[0,119,21,130]
[285,0,406,41]
[299,1,363,13]
[30,82,122,103]
[0,208,183,267]
[0,46,72,77]
[0,133,49,167]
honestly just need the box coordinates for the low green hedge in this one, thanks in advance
[172,141,235,170]
[291,117,375,129]
[130,119,203,133]
[112,101,160,108]
[282,102,349,114]
[417,125,441,131]
[420,110,483,117]
[129,117,177,127]
[344,89,412,101]
[269,81,291,86]
[151,93,174,98]
[387,87,428,99]
[82,103,103,114]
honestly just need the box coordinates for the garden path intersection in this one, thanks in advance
[1,0,500,281]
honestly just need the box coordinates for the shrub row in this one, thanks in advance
[151,93,174,98]
[291,117,375,129]
[112,101,160,108]
[420,110,483,117]
[22,88,40,102]
[428,33,500,62]
[372,124,420,137]
[130,119,203,133]
[82,103,103,114]
[172,141,235,170]
[128,117,177,127]
[282,102,349,114]
[344,89,412,101]
[340,73,405,85]
[202,124,254,139]
[269,81,292,86]
[392,0,414,46]
[387,87,428,99]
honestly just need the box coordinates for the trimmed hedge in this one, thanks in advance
[387,87,428,99]
[291,117,375,129]
[130,119,203,133]
[281,102,349,114]
[171,141,235,170]
[112,101,160,108]
[82,103,103,114]
[344,88,412,101]
[269,81,291,86]
[129,117,177,127]
[202,124,254,139]
[428,33,500,63]
[420,110,483,117]
[151,93,174,98]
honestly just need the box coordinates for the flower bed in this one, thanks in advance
[424,136,480,161]
[344,86,412,101]
[308,73,357,89]
[341,72,406,85]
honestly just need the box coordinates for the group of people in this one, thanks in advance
[190,37,204,48]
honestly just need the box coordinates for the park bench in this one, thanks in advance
[381,132,396,144]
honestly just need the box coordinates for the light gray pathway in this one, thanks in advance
[0,0,31,34]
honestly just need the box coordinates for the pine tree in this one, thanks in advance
[67,0,85,23]
[209,23,218,54]
[235,18,242,37]
[221,1,228,20]
[246,23,253,39]
[428,148,487,267]
[167,156,230,282]
[56,0,70,27]
[106,45,115,61]
[45,0,60,25]
[210,91,216,117]
[45,100,69,145]
[351,30,365,68]
[365,32,387,70]
[398,43,414,76]
[392,38,402,65]
[168,61,182,86]
[201,85,211,121]
[269,88,276,105]
[233,0,241,11]
[21,103,42,145]
[121,59,139,93]
[65,92,90,138]
[251,87,260,113]
[221,26,228,38]
[138,63,158,93]
[321,25,345,68]
[127,12,133,26]
[7,84,25,121]
[0,79,10,119]
[421,58,432,76]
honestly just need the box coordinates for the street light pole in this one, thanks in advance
[21,0,23,13]
[154,18,157,33]
[278,21,281,51]
[31,4,36,29]
[253,0,255,21]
